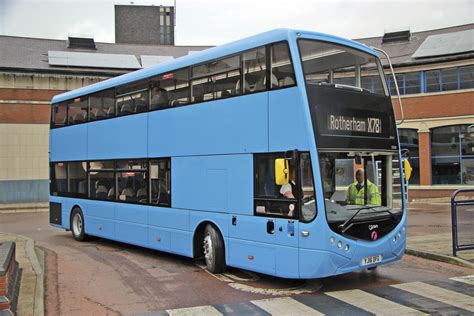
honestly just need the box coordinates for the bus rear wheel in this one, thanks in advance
[203,224,225,273]
[71,207,88,241]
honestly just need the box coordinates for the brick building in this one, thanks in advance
[0,23,472,203]
[358,24,473,199]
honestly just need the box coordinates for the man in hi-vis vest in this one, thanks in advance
[346,169,381,206]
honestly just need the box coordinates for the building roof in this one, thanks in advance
[0,24,472,76]
[356,23,473,67]
[0,35,210,76]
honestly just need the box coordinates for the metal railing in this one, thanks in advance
[451,189,474,256]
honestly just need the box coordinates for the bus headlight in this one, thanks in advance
[337,241,343,248]
[329,237,335,244]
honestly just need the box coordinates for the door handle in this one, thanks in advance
[301,230,310,237]
[267,220,274,234]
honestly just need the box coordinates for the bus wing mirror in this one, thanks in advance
[275,159,289,185]
[403,159,413,182]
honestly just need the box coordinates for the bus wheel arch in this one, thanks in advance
[70,205,88,241]
[193,221,226,273]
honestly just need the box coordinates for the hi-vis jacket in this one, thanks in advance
[346,180,381,206]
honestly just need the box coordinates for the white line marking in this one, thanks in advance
[326,289,427,315]
[450,275,474,286]
[166,305,223,316]
[251,297,323,315]
[392,282,474,312]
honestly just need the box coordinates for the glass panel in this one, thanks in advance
[462,157,474,185]
[254,154,297,218]
[68,162,87,196]
[271,42,295,89]
[425,70,441,93]
[398,128,420,184]
[116,80,149,115]
[299,39,386,96]
[432,156,460,184]
[117,171,147,203]
[242,46,267,93]
[319,152,401,210]
[441,68,458,91]
[90,171,115,200]
[150,159,171,206]
[387,74,404,96]
[459,65,474,90]
[404,72,421,94]
[300,153,316,222]
[51,162,67,195]
[431,125,462,157]
[191,55,240,102]
[52,103,67,128]
[192,56,240,78]
[151,68,189,107]
[89,89,115,120]
[68,97,88,125]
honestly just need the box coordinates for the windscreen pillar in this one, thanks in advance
[418,127,432,185]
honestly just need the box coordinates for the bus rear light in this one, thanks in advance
[156,237,161,242]
[248,255,254,260]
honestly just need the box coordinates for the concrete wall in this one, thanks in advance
[0,124,49,202]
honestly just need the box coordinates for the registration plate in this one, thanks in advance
[361,254,382,266]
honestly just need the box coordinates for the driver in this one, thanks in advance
[280,167,316,220]
[346,169,381,206]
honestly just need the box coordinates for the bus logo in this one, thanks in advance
[371,231,378,240]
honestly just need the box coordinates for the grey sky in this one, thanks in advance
[0,0,473,45]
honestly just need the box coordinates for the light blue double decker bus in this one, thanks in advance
[49,29,407,279]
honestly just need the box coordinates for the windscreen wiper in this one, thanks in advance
[371,208,399,221]
[338,206,379,233]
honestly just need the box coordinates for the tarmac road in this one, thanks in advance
[0,205,472,315]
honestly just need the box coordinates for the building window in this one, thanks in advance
[431,125,474,185]
[398,129,420,185]
[387,72,421,95]
[441,68,458,91]
[459,65,474,90]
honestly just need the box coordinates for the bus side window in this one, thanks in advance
[271,42,296,89]
[151,68,189,108]
[52,103,67,128]
[67,97,88,125]
[254,154,298,219]
[191,55,240,102]
[150,159,171,207]
[90,89,115,121]
[242,46,266,94]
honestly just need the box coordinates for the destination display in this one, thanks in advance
[328,115,382,134]
[306,84,398,150]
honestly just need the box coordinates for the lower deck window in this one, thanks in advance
[254,152,316,222]
[51,158,171,206]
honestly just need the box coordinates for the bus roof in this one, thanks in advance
[52,29,377,104]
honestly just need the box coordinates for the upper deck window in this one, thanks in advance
[298,40,387,96]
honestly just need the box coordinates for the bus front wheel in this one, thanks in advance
[71,207,88,241]
[203,224,225,273]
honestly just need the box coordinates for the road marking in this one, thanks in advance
[326,289,427,315]
[251,297,323,315]
[450,275,474,285]
[166,305,222,316]
[392,282,474,312]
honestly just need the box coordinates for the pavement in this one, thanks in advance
[0,233,44,316]
[0,201,472,315]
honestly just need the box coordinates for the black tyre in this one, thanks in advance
[203,224,225,273]
[70,207,88,241]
